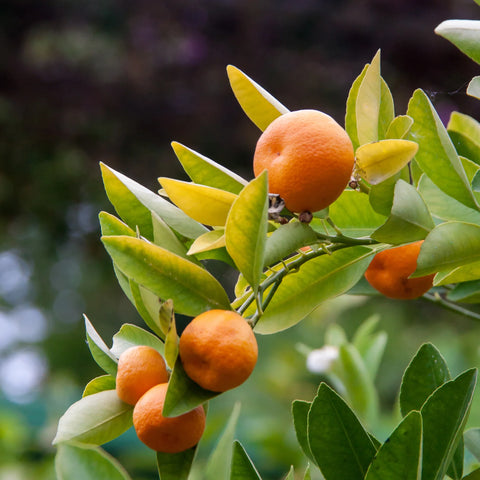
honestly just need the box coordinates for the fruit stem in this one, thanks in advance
[423,292,480,321]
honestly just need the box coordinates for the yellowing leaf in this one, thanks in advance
[356,139,418,185]
[227,65,289,131]
[158,177,238,227]
[187,229,226,255]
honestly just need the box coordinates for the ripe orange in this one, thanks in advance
[133,383,206,453]
[179,310,258,392]
[253,109,354,213]
[364,241,435,300]
[116,345,168,405]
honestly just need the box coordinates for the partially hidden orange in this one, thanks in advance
[133,383,206,453]
[253,109,354,213]
[364,241,435,300]
[116,345,168,405]
[179,310,258,392]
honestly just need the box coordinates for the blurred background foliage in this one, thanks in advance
[1,0,480,478]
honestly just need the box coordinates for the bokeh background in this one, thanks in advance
[2,0,480,478]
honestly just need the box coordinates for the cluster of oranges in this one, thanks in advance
[115,310,257,453]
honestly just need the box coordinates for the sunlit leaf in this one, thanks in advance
[156,447,197,480]
[84,315,118,376]
[447,279,480,303]
[407,89,479,210]
[55,443,132,480]
[110,323,165,358]
[355,139,418,185]
[448,112,480,165]
[227,65,289,131]
[372,179,434,243]
[346,64,368,150]
[435,20,480,64]
[187,229,226,255]
[83,375,116,398]
[415,222,480,276]
[152,212,193,261]
[225,172,269,291]
[364,411,422,480]
[230,441,263,480]
[468,76,480,100]
[53,390,133,445]
[171,141,247,194]
[102,236,231,316]
[255,246,375,334]
[385,115,414,139]
[99,211,136,237]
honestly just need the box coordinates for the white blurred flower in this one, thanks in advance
[306,345,339,374]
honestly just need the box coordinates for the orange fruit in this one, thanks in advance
[253,109,354,213]
[364,241,435,300]
[133,383,206,453]
[116,345,168,405]
[179,310,258,392]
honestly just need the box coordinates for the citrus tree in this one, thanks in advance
[53,8,480,480]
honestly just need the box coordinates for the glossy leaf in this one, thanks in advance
[386,115,414,139]
[163,356,219,418]
[255,247,375,334]
[372,179,435,243]
[159,177,238,227]
[355,139,418,185]
[365,411,422,480]
[467,76,480,100]
[421,369,477,480]
[407,89,479,210]
[171,141,247,194]
[101,236,231,316]
[101,163,207,240]
[292,400,316,464]
[227,65,289,131]
[415,222,480,276]
[156,448,197,480]
[435,20,480,64]
[84,315,118,376]
[187,229,226,255]
[225,172,269,291]
[447,280,480,303]
[264,221,318,268]
[448,112,480,165]
[110,323,165,358]
[205,403,241,480]
[399,343,450,416]
[230,441,263,480]
[308,383,377,480]
[83,375,116,397]
[53,390,133,445]
[55,443,132,480]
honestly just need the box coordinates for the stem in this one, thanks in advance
[423,292,480,321]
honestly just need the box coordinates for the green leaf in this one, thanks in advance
[406,90,479,210]
[101,163,207,240]
[368,168,410,216]
[129,281,165,339]
[308,383,377,480]
[355,140,418,185]
[371,179,435,243]
[84,315,118,376]
[164,311,178,370]
[465,428,480,461]
[225,172,269,291]
[399,343,450,417]
[255,246,375,334]
[448,112,480,165]
[171,141,247,194]
[53,390,133,445]
[346,64,368,150]
[230,441,263,480]
[414,222,480,276]
[163,356,219,418]
[83,375,116,397]
[417,175,480,224]
[447,280,480,303]
[187,229,226,255]
[364,411,422,480]
[292,400,316,464]
[467,76,480,100]
[433,260,480,286]
[101,236,231,316]
[159,177,238,227]
[463,468,480,480]
[205,403,242,480]
[263,221,318,268]
[156,448,197,480]
[55,443,132,480]
[110,323,165,358]
[303,465,312,480]
[386,115,414,139]
[322,190,386,237]
[151,212,192,261]
[435,20,480,64]
[227,65,289,131]
[421,369,477,480]
[284,466,295,480]
[99,211,136,237]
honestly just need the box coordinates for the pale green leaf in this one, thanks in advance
[434,260,480,286]
[129,281,165,339]
[227,65,289,131]
[164,313,178,370]
[345,64,368,150]
[368,167,411,216]
[152,212,192,261]
[448,112,480,165]
[468,76,480,100]
[465,428,480,462]
[435,20,480,64]
[83,375,116,398]
[385,115,414,139]
[110,323,165,358]
[84,315,118,376]
[99,211,136,237]
[447,279,480,303]
[156,447,197,480]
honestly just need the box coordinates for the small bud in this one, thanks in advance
[306,345,339,373]
[299,210,313,223]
